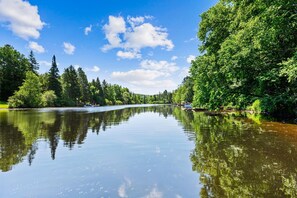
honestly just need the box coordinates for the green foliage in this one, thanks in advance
[28,51,39,74]
[105,99,113,105]
[41,90,57,107]
[77,67,90,103]
[0,45,31,101]
[0,44,173,108]
[8,71,42,108]
[48,55,62,98]
[190,0,297,117]
[61,65,81,106]
[173,76,194,104]
[249,99,262,114]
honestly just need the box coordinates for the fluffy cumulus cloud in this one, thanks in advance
[187,55,195,63]
[63,42,75,55]
[117,50,141,59]
[111,59,179,94]
[28,41,45,53]
[140,60,179,74]
[102,16,126,51]
[102,15,174,59]
[0,0,45,39]
[84,25,92,35]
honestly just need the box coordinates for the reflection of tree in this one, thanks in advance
[172,109,297,197]
[0,105,174,171]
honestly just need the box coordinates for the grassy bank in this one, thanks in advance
[0,101,8,109]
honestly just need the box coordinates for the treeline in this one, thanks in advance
[0,45,172,108]
[174,0,297,117]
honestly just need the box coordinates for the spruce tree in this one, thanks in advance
[77,67,90,103]
[48,55,62,98]
[28,51,39,74]
[96,77,105,105]
[61,65,81,105]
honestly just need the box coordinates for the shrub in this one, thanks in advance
[41,90,57,107]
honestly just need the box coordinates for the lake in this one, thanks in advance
[0,105,297,197]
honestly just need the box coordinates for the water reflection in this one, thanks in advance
[1,106,297,197]
[0,105,173,172]
[172,110,297,197]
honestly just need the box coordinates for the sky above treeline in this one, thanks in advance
[0,0,217,94]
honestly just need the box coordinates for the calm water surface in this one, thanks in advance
[0,105,297,197]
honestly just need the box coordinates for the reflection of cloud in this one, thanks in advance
[176,194,183,198]
[118,178,132,198]
[144,187,163,198]
[155,146,161,154]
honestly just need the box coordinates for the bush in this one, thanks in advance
[105,99,113,105]
[249,99,262,114]
[41,90,57,107]
[8,71,42,108]
[115,100,123,105]
[8,93,25,108]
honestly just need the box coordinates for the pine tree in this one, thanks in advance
[96,77,105,105]
[28,51,39,74]
[61,65,81,106]
[77,67,90,103]
[48,55,62,98]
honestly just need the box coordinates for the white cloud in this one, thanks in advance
[63,42,75,55]
[171,56,178,61]
[39,60,51,67]
[112,69,165,81]
[179,67,190,78]
[84,25,92,35]
[111,58,179,94]
[102,16,126,51]
[111,69,177,94]
[117,50,141,59]
[102,15,174,59]
[28,41,45,53]
[124,23,173,51]
[140,60,179,74]
[186,55,195,64]
[127,16,145,27]
[90,66,100,72]
[0,0,45,39]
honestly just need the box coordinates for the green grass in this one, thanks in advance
[0,101,8,108]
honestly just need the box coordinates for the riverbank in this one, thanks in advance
[0,101,8,109]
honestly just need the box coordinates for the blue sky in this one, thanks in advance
[0,0,217,94]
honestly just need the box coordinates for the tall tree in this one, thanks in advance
[48,55,62,98]
[77,67,90,103]
[61,65,81,106]
[0,45,30,101]
[190,0,297,116]
[28,51,39,74]
[95,77,105,105]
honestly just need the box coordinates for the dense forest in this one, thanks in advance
[173,0,297,117]
[0,45,172,108]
